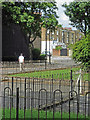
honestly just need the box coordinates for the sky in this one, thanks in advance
[55,0,77,30]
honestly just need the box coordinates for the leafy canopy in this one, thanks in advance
[2,2,59,43]
[62,1,90,36]
[72,33,90,69]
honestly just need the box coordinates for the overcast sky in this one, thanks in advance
[55,0,77,30]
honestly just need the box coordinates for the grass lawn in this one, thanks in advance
[1,108,90,119]
[10,67,89,81]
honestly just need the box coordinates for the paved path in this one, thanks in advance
[1,56,80,75]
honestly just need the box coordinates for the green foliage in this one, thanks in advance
[32,48,40,60]
[72,34,90,70]
[67,44,74,49]
[55,46,62,50]
[62,1,90,36]
[2,2,59,43]
[39,54,46,60]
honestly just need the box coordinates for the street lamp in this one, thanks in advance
[44,16,49,69]
[49,30,52,64]
[45,23,47,69]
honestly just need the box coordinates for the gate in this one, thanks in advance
[60,49,67,56]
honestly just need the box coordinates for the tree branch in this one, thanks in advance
[29,36,37,44]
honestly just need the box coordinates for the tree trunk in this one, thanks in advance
[29,43,32,60]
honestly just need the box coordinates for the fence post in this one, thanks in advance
[88,81,90,117]
[70,69,73,97]
[32,78,34,108]
[16,87,19,120]
[24,78,26,119]
[3,89,5,120]
[52,74,53,101]
[12,77,13,108]
[77,79,80,113]
[20,77,21,109]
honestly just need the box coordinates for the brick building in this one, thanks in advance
[2,23,83,61]
[41,27,83,56]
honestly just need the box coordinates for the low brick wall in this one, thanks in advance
[53,49,69,56]
[53,49,60,56]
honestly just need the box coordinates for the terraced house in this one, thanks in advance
[41,27,83,56]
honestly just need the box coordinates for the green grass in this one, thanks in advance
[1,108,90,119]
[10,67,89,81]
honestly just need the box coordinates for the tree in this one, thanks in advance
[2,2,59,58]
[72,33,90,70]
[62,1,90,36]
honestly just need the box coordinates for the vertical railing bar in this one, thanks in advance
[61,91,63,120]
[29,78,30,109]
[31,88,33,120]
[46,90,47,120]
[16,87,19,120]
[7,78,9,109]
[3,88,6,120]
[24,78,26,119]
[12,77,13,108]
[32,77,34,108]
[41,78,43,106]
[77,79,80,113]
[38,89,40,120]
[16,77,17,90]
[35,78,36,108]
[70,69,73,97]
[52,74,53,102]
[10,89,12,120]
[20,77,21,109]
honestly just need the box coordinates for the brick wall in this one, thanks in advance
[53,48,69,56]
[53,49,60,56]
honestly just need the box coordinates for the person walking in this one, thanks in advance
[18,53,24,71]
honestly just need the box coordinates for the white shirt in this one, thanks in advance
[19,55,24,63]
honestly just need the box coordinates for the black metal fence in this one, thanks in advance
[1,76,90,119]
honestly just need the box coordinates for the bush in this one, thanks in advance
[72,33,90,70]
[32,48,40,60]
[55,46,62,50]
[39,54,46,60]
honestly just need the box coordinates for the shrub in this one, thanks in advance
[32,48,40,60]
[55,46,62,50]
[39,54,46,60]
[72,33,90,70]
